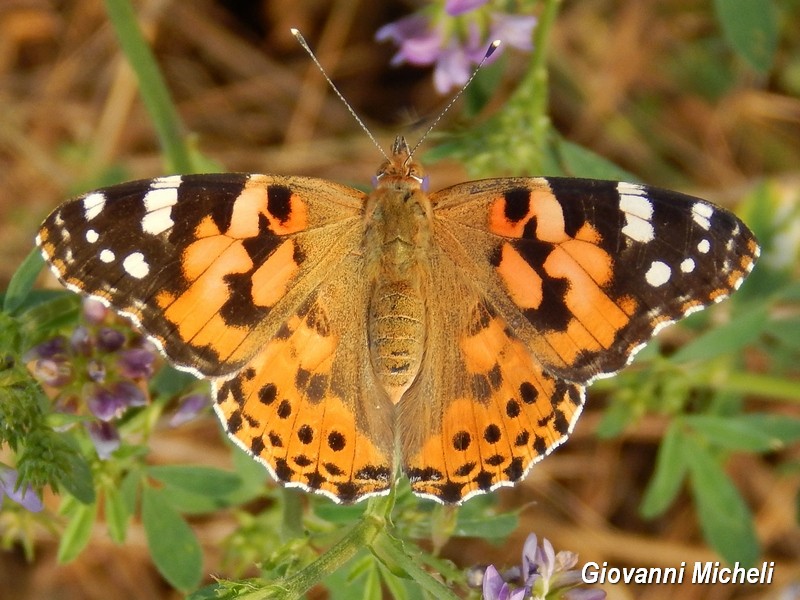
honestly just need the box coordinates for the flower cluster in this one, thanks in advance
[25,299,157,459]
[376,0,537,94]
[481,534,606,600]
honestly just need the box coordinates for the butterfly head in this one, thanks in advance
[373,136,428,191]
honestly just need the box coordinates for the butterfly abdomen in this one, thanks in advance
[364,175,433,404]
[368,280,426,403]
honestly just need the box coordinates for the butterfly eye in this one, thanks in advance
[421,174,430,192]
[372,175,380,188]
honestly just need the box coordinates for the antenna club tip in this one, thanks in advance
[487,39,501,57]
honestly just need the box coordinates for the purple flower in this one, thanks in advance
[446,0,489,16]
[489,13,537,51]
[85,384,124,421]
[82,298,108,325]
[377,14,442,66]
[85,381,145,421]
[481,534,605,600]
[117,347,155,379]
[377,6,537,94]
[483,565,529,600]
[169,393,211,427]
[96,327,126,352]
[0,466,43,512]
[433,38,475,94]
[24,336,67,361]
[86,421,120,459]
[70,326,92,356]
[86,359,106,382]
[31,357,73,387]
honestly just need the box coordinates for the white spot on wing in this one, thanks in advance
[122,252,149,279]
[100,249,116,263]
[692,202,713,230]
[83,192,106,221]
[86,229,99,243]
[142,187,178,235]
[645,260,671,287]
[697,239,711,254]
[680,258,695,273]
[139,176,180,235]
[152,175,182,188]
[618,182,655,243]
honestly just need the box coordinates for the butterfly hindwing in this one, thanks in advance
[214,250,396,502]
[431,176,759,385]
[399,246,585,502]
[37,173,365,377]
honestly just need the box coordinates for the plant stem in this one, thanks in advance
[103,0,193,173]
[239,492,396,599]
[527,0,562,147]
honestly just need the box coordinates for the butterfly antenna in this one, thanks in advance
[408,39,501,158]
[291,28,390,162]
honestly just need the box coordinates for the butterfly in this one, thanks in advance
[36,135,759,504]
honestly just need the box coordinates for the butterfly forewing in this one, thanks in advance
[431,176,759,385]
[37,173,365,377]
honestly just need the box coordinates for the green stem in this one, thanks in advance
[280,488,305,541]
[527,0,561,146]
[103,0,193,173]
[490,0,562,175]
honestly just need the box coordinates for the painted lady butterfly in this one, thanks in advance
[37,135,758,504]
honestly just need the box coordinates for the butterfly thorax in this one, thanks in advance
[363,137,431,404]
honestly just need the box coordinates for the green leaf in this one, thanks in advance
[17,292,81,349]
[595,394,638,438]
[4,249,44,314]
[688,413,800,452]
[453,510,518,541]
[363,562,384,600]
[150,365,201,397]
[147,465,241,496]
[714,0,778,73]
[556,138,637,181]
[141,485,203,591]
[57,501,98,563]
[120,468,142,515]
[58,446,96,504]
[378,561,417,600]
[670,304,767,364]
[764,316,800,351]
[687,437,760,565]
[146,465,242,514]
[640,422,689,518]
[105,486,130,544]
